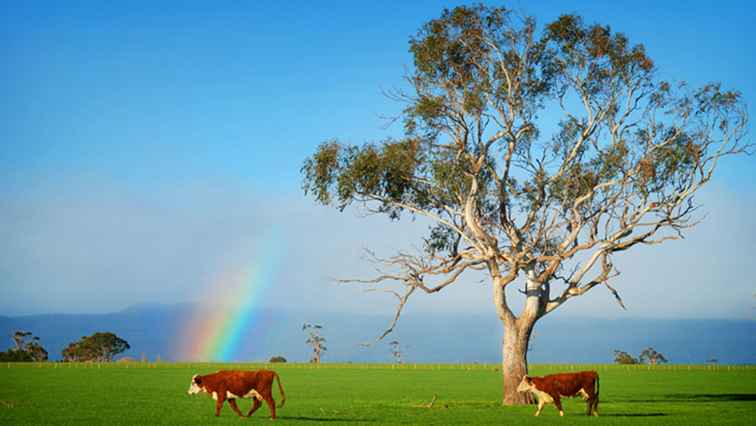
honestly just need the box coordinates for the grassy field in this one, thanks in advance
[0,363,754,425]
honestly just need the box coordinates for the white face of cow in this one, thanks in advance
[517,376,535,393]
[187,374,204,395]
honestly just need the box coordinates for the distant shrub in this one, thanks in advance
[269,356,287,363]
[614,347,669,365]
[62,332,130,362]
[4,330,48,361]
[639,347,668,365]
[0,349,36,362]
[613,350,639,365]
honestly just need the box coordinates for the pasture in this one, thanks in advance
[0,363,754,425]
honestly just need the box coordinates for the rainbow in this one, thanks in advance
[178,230,283,361]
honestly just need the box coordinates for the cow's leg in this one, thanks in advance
[585,392,599,416]
[214,390,227,417]
[583,390,592,416]
[580,383,598,416]
[591,395,599,417]
[552,395,564,417]
[227,399,244,418]
[262,392,277,420]
[247,397,262,417]
[534,397,545,416]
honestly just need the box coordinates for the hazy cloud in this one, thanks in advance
[0,180,754,320]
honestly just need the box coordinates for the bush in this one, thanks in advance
[62,332,130,362]
[0,350,36,362]
[269,356,287,363]
[613,350,639,364]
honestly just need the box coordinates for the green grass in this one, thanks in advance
[0,363,754,424]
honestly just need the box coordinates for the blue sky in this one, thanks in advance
[1,1,755,317]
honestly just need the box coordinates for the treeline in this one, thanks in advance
[0,330,130,362]
[614,347,669,365]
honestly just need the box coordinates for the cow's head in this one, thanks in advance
[516,375,535,393]
[187,374,204,395]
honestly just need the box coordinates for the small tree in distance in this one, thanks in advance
[13,330,47,361]
[613,350,639,365]
[389,340,404,364]
[12,331,32,351]
[25,339,48,362]
[0,349,34,362]
[303,323,327,363]
[0,330,48,362]
[639,347,668,365]
[62,332,130,362]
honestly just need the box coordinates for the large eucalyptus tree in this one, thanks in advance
[302,5,748,404]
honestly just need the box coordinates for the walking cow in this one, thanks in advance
[187,369,285,419]
[517,371,599,417]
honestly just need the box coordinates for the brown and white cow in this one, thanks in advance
[187,369,286,419]
[516,371,599,417]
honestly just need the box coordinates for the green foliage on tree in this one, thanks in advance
[389,340,404,364]
[302,323,327,364]
[0,349,35,362]
[639,347,668,365]
[0,330,48,362]
[613,350,639,365]
[269,356,287,363]
[302,4,749,404]
[24,341,48,362]
[12,331,32,351]
[614,347,669,365]
[62,332,130,362]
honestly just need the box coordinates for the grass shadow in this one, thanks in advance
[667,393,756,402]
[277,416,377,422]
[629,393,756,403]
[602,413,666,417]
[413,400,500,409]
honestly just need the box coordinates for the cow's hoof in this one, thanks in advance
[559,411,564,417]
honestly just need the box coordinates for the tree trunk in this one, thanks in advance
[492,269,544,405]
[501,317,535,405]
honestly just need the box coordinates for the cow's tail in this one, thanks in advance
[594,373,600,415]
[274,372,286,408]
[595,374,600,399]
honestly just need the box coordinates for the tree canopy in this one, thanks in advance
[62,332,130,362]
[303,4,748,328]
[302,4,749,404]
[639,347,668,365]
[0,330,48,362]
[613,350,639,365]
[303,323,327,364]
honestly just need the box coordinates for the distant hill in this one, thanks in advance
[1,304,753,364]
